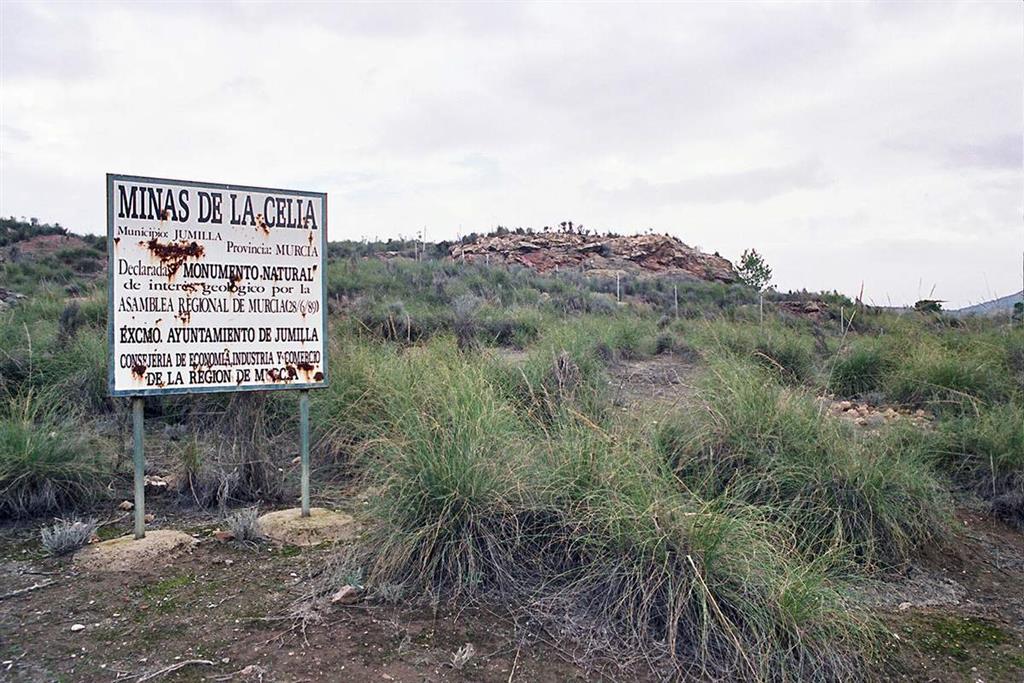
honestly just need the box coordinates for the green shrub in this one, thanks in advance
[348,363,869,679]
[656,360,951,569]
[828,339,895,397]
[0,391,106,518]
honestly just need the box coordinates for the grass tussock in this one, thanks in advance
[693,320,816,384]
[655,360,951,569]
[0,390,105,519]
[828,338,895,397]
[316,341,872,679]
[904,404,1024,529]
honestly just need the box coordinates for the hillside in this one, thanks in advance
[954,290,1024,317]
[2,218,1024,682]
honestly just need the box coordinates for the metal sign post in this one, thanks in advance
[132,397,146,539]
[299,390,311,517]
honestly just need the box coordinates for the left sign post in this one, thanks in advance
[107,174,329,537]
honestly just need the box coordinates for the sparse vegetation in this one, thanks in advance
[2,226,1023,679]
[40,517,97,555]
[224,507,264,544]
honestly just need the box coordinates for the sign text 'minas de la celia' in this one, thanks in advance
[107,174,328,396]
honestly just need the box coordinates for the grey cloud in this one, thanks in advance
[0,1,1020,307]
[0,2,98,81]
[593,160,830,206]
[947,135,1022,170]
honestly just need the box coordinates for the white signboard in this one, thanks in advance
[107,174,328,396]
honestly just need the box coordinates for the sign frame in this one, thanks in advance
[105,173,329,397]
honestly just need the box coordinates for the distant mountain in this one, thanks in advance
[952,290,1024,317]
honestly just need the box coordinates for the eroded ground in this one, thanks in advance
[0,500,586,682]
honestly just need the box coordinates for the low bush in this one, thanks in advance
[655,360,951,569]
[40,517,97,555]
[829,338,895,397]
[0,391,106,518]
[225,507,265,544]
[340,357,870,679]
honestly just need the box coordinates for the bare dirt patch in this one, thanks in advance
[873,509,1024,681]
[0,510,589,682]
[607,354,701,409]
[74,530,198,573]
[257,507,358,547]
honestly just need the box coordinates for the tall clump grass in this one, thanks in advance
[828,337,895,398]
[882,334,1016,413]
[318,339,872,679]
[692,320,815,384]
[0,389,105,518]
[655,358,951,570]
[899,403,1024,529]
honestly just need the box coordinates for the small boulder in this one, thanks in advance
[118,500,134,511]
[257,508,357,547]
[144,476,169,495]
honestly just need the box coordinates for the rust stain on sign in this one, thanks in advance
[255,213,270,236]
[131,364,147,380]
[296,362,318,381]
[227,273,242,293]
[266,364,303,383]
[144,238,204,277]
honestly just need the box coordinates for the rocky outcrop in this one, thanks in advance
[450,232,737,283]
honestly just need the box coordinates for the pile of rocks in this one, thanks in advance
[450,231,738,283]
[0,287,26,311]
[827,399,931,428]
[776,299,835,321]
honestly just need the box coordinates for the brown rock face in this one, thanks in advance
[450,232,737,283]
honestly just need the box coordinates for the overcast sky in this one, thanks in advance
[1,1,1021,307]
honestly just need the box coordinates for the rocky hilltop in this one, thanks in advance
[450,232,737,283]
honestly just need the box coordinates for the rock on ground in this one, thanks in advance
[257,507,357,547]
[74,530,198,572]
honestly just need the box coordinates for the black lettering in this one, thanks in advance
[117,185,139,219]
[178,189,190,221]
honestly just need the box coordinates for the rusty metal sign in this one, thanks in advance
[107,174,328,396]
